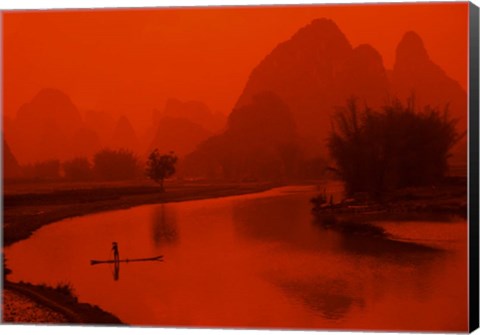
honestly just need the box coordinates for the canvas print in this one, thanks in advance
[1,2,478,332]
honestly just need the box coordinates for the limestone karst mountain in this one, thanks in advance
[84,110,116,145]
[8,89,83,163]
[161,99,226,133]
[146,99,226,158]
[186,18,467,179]
[184,92,301,180]
[390,31,467,166]
[236,19,353,145]
[149,116,213,158]
[109,115,140,152]
[4,139,22,179]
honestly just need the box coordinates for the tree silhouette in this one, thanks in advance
[328,98,461,198]
[146,149,178,192]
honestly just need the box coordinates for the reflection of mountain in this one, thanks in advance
[276,278,364,320]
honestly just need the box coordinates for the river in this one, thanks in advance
[4,184,468,331]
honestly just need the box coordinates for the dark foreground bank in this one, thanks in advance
[3,280,124,324]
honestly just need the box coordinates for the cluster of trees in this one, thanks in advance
[328,98,461,197]
[19,148,179,191]
[22,149,141,181]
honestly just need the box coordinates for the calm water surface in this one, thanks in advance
[5,184,468,331]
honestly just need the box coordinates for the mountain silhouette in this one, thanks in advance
[184,92,300,180]
[391,31,466,119]
[84,110,116,145]
[338,44,389,108]
[109,115,139,152]
[149,116,212,157]
[161,99,226,133]
[391,31,467,164]
[145,98,226,158]
[235,18,389,153]
[9,88,84,163]
[187,18,467,179]
[4,139,22,179]
[71,127,102,158]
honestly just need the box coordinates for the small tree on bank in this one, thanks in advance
[146,149,178,192]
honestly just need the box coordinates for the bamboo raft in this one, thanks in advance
[90,255,163,265]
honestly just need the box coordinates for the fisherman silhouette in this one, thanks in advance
[112,242,119,263]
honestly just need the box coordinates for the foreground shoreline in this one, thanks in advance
[3,281,124,325]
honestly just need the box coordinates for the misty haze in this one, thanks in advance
[2,3,469,332]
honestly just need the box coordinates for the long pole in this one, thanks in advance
[90,256,163,265]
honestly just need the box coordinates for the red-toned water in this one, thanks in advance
[5,185,468,331]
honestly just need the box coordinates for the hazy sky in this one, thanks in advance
[3,3,468,131]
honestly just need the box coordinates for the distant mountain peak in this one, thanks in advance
[302,18,343,35]
[288,17,352,50]
[353,44,383,61]
[396,31,430,65]
[34,87,71,100]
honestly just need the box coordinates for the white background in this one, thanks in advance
[0,0,479,335]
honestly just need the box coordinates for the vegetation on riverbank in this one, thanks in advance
[312,176,467,217]
[3,280,124,324]
[328,98,463,198]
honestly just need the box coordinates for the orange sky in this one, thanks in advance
[2,3,468,131]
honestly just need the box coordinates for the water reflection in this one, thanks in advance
[90,253,164,282]
[151,205,179,246]
[114,261,120,281]
[277,278,364,320]
[4,186,468,331]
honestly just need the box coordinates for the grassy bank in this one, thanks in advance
[3,280,124,325]
[3,180,276,247]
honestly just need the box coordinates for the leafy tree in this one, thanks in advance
[93,148,139,181]
[328,98,461,198]
[146,149,178,192]
[63,157,92,181]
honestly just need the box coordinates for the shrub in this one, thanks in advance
[328,98,460,197]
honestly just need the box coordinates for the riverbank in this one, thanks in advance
[3,181,276,247]
[3,280,123,324]
[312,177,467,217]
